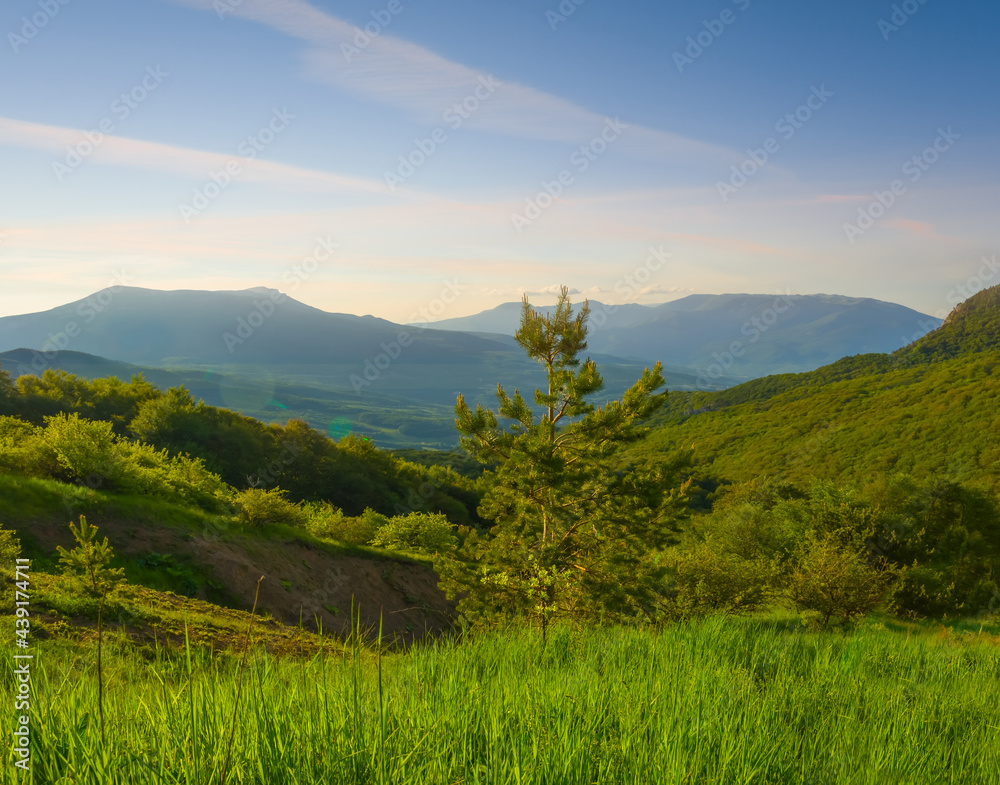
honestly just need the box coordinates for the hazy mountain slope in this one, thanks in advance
[418,300,657,334]
[418,293,941,379]
[0,287,725,450]
[0,287,500,366]
[0,288,718,410]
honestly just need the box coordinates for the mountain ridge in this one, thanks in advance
[415,292,942,378]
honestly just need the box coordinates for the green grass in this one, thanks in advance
[5,616,999,784]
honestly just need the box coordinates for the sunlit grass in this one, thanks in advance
[4,615,999,784]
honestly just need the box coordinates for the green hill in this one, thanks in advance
[637,284,1000,494]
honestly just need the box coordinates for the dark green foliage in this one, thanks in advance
[0,362,15,415]
[678,476,1000,620]
[866,475,1000,617]
[130,386,277,488]
[438,288,689,629]
[132,552,200,596]
[14,370,159,433]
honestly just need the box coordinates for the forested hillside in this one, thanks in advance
[641,284,1000,494]
[0,366,479,522]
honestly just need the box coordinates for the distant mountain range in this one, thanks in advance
[0,287,704,448]
[0,286,943,449]
[418,293,942,380]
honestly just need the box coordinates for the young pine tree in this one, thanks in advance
[437,287,688,633]
[57,516,125,743]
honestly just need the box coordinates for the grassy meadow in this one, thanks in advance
[5,615,999,785]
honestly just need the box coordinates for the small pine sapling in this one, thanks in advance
[57,515,126,743]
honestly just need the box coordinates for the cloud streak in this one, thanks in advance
[0,115,392,196]
[167,0,740,164]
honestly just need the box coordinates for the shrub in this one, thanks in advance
[0,417,58,478]
[113,440,230,511]
[43,413,118,484]
[787,531,896,626]
[234,487,308,527]
[305,503,379,546]
[664,538,779,618]
[370,511,457,552]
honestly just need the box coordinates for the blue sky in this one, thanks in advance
[1,0,997,323]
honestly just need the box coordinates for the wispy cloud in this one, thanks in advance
[525,285,582,296]
[166,0,740,164]
[0,115,392,195]
[883,218,935,237]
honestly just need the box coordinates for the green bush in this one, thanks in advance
[304,503,379,545]
[787,531,896,626]
[43,412,117,483]
[116,441,230,511]
[234,487,308,527]
[664,538,778,618]
[892,564,1000,619]
[30,412,230,510]
[0,417,58,478]
[370,511,457,552]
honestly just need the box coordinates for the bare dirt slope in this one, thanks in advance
[18,510,455,647]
